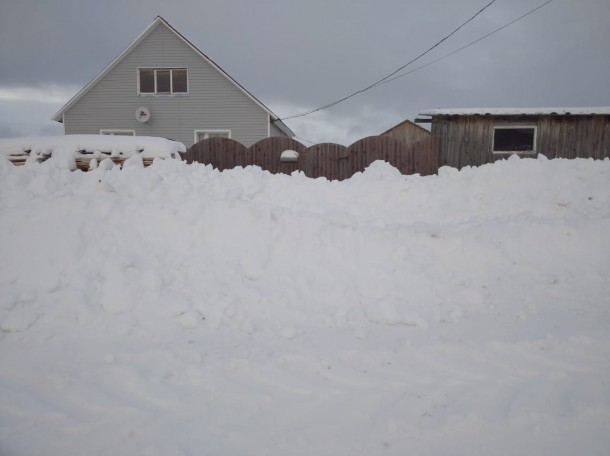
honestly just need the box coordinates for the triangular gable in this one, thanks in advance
[52,16,292,136]
[381,119,431,136]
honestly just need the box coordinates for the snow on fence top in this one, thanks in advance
[0,135,185,170]
[418,107,610,116]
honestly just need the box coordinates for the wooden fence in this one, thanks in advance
[183,136,439,180]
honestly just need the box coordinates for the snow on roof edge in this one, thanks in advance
[418,107,610,117]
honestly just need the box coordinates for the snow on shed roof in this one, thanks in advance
[418,107,610,117]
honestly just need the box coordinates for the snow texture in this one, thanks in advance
[0,134,185,168]
[1,148,609,455]
[419,106,610,116]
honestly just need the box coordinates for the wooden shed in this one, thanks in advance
[416,107,610,169]
[381,119,432,145]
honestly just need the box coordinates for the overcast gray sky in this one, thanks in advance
[1,0,609,145]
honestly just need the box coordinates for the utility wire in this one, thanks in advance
[280,0,498,120]
[294,135,316,145]
[379,0,555,87]
[281,0,556,121]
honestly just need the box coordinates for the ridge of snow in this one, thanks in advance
[1,153,609,455]
[0,134,185,165]
[419,106,610,116]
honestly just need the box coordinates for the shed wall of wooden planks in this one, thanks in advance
[431,115,610,169]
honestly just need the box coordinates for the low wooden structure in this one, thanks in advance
[416,107,610,169]
[184,135,439,180]
[381,119,432,145]
[6,151,157,170]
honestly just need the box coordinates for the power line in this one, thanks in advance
[294,135,316,145]
[380,0,555,87]
[281,0,556,121]
[280,0,498,120]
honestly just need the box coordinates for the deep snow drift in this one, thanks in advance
[1,153,609,455]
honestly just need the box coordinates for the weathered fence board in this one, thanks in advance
[185,135,440,180]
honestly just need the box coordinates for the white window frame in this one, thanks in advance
[492,125,537,154]
[100,129,135,136]
[194,130,232,143]
[137,68,188,95]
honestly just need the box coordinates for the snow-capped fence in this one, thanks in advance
[184,135,439,179]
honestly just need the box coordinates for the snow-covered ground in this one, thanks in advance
[1,151,609,455]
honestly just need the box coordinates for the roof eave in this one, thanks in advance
[52,16,165,122]
[272,119,295,138]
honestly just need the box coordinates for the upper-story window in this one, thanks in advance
[139,68,187,94]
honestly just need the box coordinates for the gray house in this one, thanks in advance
[52,16,293,147]
[416,107,610,169]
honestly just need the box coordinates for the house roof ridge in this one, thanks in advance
[52,15,293,137]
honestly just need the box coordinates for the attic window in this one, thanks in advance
[139,68,188,94]
[493,126,536,154]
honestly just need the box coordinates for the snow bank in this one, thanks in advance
[1,155,609,455]
[419,106,610,116]
[0,134,185,169]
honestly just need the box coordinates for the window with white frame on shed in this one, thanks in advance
[139,68,187,94]
[493,126,536,154]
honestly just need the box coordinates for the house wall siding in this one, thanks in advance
[431,115,610,168]
[63,22,279,147]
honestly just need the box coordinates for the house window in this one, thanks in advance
[138,68,188,94]
[493,126,536,154]
[100,130,135,136]
[195,130,231,143]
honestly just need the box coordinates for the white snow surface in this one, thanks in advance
[0,134,185,167]
[419,106,610,116]
[1,153,609,455]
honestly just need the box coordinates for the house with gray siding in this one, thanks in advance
[52,16,293,148]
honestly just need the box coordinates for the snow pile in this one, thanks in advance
[0,134,185,169]
[1,155,609,455]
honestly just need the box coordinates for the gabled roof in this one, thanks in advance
[419,107,610,117]
[381,119,431,136]
[52,16,293,136]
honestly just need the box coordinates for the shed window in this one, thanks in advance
[493,126,536,154]
[139,68,188,94]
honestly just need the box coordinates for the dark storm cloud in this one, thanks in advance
[1,0,609,143]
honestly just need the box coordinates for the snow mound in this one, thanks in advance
[0,134,185,170]
[1,155,609,455]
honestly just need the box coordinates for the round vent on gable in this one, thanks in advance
[135,107,151,123]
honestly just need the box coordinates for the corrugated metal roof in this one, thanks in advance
[418,107,610,116]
